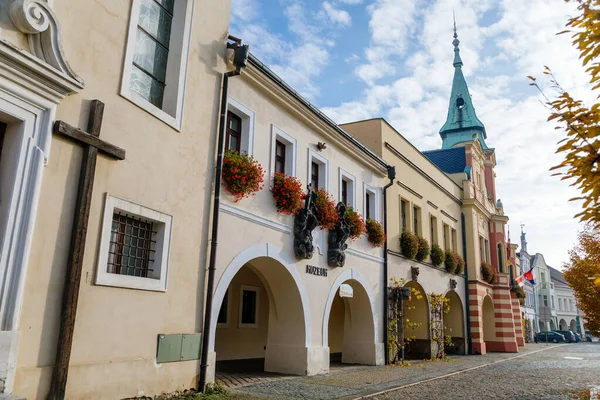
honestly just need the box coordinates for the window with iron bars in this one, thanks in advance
[108,213,157,278]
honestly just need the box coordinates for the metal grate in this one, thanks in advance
[108,212,156,278]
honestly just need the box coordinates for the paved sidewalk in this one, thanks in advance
[228,344,560,399]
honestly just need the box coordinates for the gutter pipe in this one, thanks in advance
[199,38,247,392]
[382,165,396,365]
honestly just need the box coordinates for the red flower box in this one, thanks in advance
[344,206,366,240]
[222,150,265,202]
[313,188,339,230]
[366,219,385,247]
[272,173,305,215]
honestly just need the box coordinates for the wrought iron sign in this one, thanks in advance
[327,202,350,268]
[294,185,318,259]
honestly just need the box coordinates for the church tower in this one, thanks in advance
[424,22,524,354]
[439,22,488,150]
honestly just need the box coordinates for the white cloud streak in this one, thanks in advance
[322,2,352,26]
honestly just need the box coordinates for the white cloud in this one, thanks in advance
[231,0,259,23]
[345,54,360,63]
[229,0,340,99]
[354,0,418,85]
[339,0,363,4]
[322,2,352,26]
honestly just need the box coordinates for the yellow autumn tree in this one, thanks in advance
[528,0,600,226]
[563,224,600,336]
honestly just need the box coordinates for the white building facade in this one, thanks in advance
[550,267,585,335]
[518,231,536,339]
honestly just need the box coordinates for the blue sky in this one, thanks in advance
[230,0,590,268]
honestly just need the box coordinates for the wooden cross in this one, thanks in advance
[48,100,125,400]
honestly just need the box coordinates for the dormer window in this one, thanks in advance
[455,96,465,109]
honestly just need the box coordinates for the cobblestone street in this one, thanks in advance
[229,343,600,400]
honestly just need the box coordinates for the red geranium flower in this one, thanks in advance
[222,150,265,202]
[272,173,305,215]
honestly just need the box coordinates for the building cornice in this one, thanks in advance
[384,142,462,205]
[0,39,82,103]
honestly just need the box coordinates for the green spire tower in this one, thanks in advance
[439,20,488,149]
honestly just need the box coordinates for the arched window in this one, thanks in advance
[497,243,504,273]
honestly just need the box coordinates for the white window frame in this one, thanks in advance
[96,194,173,292]
[338,168,356,208]
[226,97,255,155]
[363,183,379,221]
[119,0,194,131]
[217,289,230,328]
[239,285,259,328]
[269,124,297,180]
[308,148,329,191]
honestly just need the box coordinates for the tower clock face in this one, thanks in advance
[456,97,465,109]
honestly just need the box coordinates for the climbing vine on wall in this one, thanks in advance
[387,283,454,364]
[429,293,451,360]
[387,278,423,365]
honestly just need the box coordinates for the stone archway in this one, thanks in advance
[444,290,465,354]
[324,276,378,366]
[209,244,311,378]
[570,319,577,332]
[539,320,546,332]
[403,281,430,359]
[559,319,568,330]
[550,319,556,331]
[482,295,495,350]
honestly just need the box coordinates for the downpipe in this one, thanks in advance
[199,38,248,392]
[382,165,396,365]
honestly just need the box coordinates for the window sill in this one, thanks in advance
[120,90,182,131]
[95,273,167,292]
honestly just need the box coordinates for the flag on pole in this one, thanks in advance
[524,270,535,285]
[516,275,525,286]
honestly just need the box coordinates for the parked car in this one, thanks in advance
[554,330,577,343]
[574,332,582,342]
[585,330,600,342]
[535,331,565,343]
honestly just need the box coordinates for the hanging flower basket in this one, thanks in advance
[456,255,465,275]
[400,231,419,259]
[222,150,265,202]
[366,219,385,247]
[511,284,526,300]
[313,188,339,230]
[415,236,430,262]
[481,262,496,284]
[444,250,459,274]
[344,206,366,240]
[272,173,305,215]
[430,243,445,267]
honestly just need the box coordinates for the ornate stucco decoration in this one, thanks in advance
[2,0,84,101]
[327,202,350,268]
[293,186,319,260]
[9,0,82,83]
[411,266,420,282]
[450,278,457,290]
